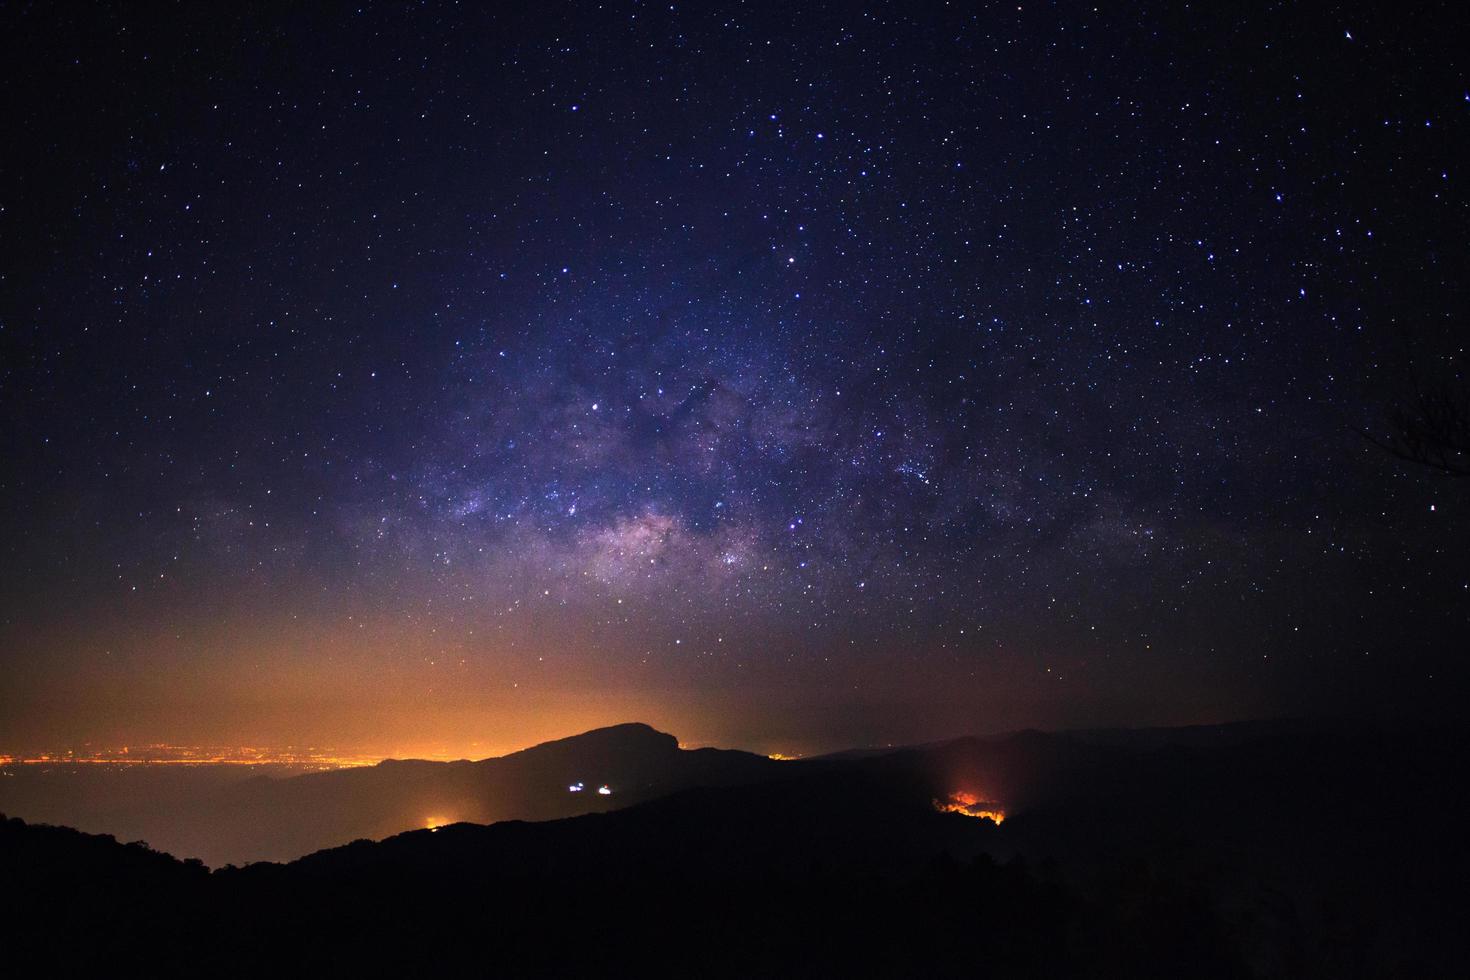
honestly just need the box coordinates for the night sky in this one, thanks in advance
[3,2,1466,758]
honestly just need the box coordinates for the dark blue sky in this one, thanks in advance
[2,1,1465,756]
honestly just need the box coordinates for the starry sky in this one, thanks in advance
[2,1,1466,758]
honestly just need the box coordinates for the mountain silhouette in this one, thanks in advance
[0,723,777,867]
[3,720,1467,977]
[194,722,781,865]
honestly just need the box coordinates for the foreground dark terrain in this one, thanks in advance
[4,721,1466,977]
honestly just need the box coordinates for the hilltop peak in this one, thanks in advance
[510,722,679,761]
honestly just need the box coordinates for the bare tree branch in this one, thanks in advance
[1367,351,1470,476]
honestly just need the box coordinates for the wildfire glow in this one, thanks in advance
[425,817,449,831]
[934,791,1005,824]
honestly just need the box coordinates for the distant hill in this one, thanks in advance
[0,723,778,866]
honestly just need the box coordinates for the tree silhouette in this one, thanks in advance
[1366,351,1470,477]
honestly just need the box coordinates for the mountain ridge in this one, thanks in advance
[6,718,1466,976]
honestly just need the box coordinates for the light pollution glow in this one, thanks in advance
[3,621,1093,762]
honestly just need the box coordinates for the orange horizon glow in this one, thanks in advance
[0,745,387,769]
[2,609,1118,770]
[0,713,833,768]
[0,741,816,769]
[0,671,792,766]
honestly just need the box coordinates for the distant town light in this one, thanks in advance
[597,785,612,796]
[568,782,584,792]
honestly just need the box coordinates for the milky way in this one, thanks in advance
[2,2,1466,754]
